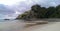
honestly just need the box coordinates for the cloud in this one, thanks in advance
[26,0,60,7]
[0,4,15,15]
[0,4,16,19]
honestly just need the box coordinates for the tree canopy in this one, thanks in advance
[16,4,60,20]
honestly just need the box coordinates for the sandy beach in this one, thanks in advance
[0,20,60,31]
[23,22,60,31]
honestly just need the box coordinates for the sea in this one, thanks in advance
[0,19,26,31]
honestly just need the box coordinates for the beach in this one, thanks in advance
[0,20,60,31]
[22,22,60,31]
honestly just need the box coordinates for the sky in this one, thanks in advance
[0,0,60,19]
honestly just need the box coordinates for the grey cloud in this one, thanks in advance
[0,4,15,15]
[34,0,60,7]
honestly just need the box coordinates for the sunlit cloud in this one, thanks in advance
[0,0,25,5]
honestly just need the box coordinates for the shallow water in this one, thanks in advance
[0,20,26,31]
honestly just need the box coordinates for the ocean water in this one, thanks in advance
[0,20,26,31]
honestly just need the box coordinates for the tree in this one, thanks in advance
[16,4,60,20]
[45,7,56,18]
[31,4,47,18]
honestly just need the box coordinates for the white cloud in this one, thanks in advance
[0,0,26,5]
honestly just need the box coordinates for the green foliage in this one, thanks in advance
[16,4,60,20]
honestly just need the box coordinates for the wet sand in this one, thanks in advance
[23,22,60,31]
[0,20,25,31]
[0,20,60,31]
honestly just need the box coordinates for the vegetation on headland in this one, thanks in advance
[16,4,60,20]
